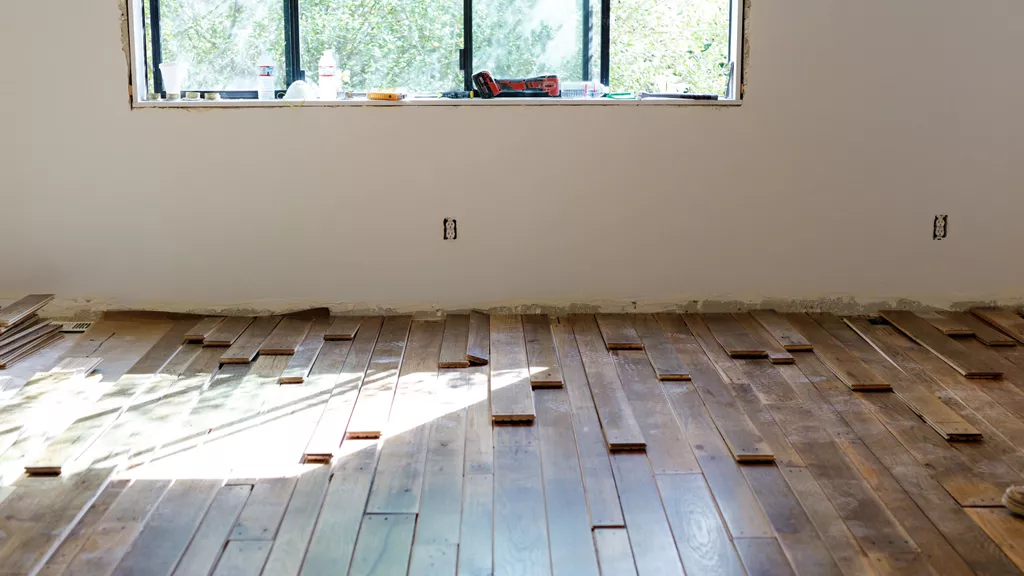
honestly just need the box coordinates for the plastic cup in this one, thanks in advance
[159,62,188,98]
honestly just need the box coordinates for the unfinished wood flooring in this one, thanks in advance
[2,310,1024,575]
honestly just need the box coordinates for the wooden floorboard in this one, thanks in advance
[458,473,493,576]
[656,473,746,576]
[943,311,1017,346]
[212,540,272,576]
[185,317,225,343]
[345,316,412,439]
[593,528,638,576]
[262,465,330,576]
[325,316,363,341]
[348,514,416,576]
[609,452,685,576]
[595,314,644,350]
[965,508,1024,573]
[0,294,54,327]
[279,316,330,384]
[785,313,890,390]
[466,311,489,365]
[230,476,297,541]
[37,479,130,576]
[916,310,974,336]
[702,313,767,358]
[523,314,563,387]
[881,310,1002,378]
[735,313,794,363]
[204,317,255,347]
[219,316,282,364]
[634,313,690,380]
[172,485,252,576]
[489,315,536,423]
[438,314,471,369]
[259,317,312,355]
[972,308,1024,344]
[734,538,797,576]
[493,425,551,576]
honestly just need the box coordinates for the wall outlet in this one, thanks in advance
[933,215,948,240]
[443,218,457,240]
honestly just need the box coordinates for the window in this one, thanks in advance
[137,0,741,101]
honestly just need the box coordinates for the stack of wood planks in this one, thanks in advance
[0,294,60,369]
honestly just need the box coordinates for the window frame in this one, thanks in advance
[129,0,744,104]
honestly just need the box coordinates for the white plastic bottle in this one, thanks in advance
[318,50,337,100]
[257,53,276,100]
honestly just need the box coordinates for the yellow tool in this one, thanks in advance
[366,91,404,101]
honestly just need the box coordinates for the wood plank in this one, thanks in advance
[549,317,624,527]
[752,309,814,351]
[229,476,297,541]
[609,452,685,576]
[211,540,272,576]
[0,316,45,347]
[49,356,102,376]
[895,388,983,441]
[0,323,61,359]
[881,310,1002,378]
[279,316,330,384]
[112,479,222,576]
[535,388,601,576]
[64,479,173,576]
[301,440,380,576]
[702,313,767,358]
[185,317,225,343]
[634,313,690,380]
[965,508,1024,573]
[458,474,493,576]
[0,294,54,327]
[466,310,490,365]
[570,314,645,450]
[655,473,745,576]
[37,479,130,576]
[489,314,536,423]
[172,485,252,576]
[262,465,331,576]
[916,310,973,336]
[593,529,638,576]
[219,316,282,364]
[438,314,471,368]
[943,311,1017,346]
[523,314,563,387]
[973,308,1024,344]
[493,425,551,576]
[348,514,416,576]
[734,313,794,363]
[325,316,362,341]
[595,314,644,350]
[259,317,312,355]
[203,317,255,347]
[0,333,63,369]
[302,317,382,461]
[462,363,493,476]
[785,313,889,390]
[734,538,796,576]
[612,348,700,473]
[345,316,412,439]
[655,313,774,463]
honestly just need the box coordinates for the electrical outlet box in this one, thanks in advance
[443,218,457,240]
[933,215,948,240]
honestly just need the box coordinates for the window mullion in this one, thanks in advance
[284,0,302,86]
[463,0,473,91]
[150,0,163,94]
[599,0,610,86]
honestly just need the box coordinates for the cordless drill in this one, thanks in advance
[472,71,560,98]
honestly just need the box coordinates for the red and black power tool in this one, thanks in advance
[472,71,560,98]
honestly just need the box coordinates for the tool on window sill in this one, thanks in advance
[638,92,719,100]
[366,90,405,101]
[472,71,560,98]
[441,90,477,99]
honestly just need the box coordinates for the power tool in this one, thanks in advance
[472,71,560,98]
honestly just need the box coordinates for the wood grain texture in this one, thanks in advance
[345,316,412,438]
[230,476,297,541]
[734,538,796,576]
[212,540,272,576]
[0,294,54,327]
[973,308,1024,344]
[262,465,330,576]
[944,311,1017,346]
[462,363,493,476]
[493,425,551,576]
[203,317,255,347]
[523,314,563,387]
[489,315,536,423]
[458,473,493,576]
[702,313,767,358]
[439,314,471,368]
[609,452,685,576]
[219,316,282,364]
[881,310,1002,378]
[324,316,362,341]
[0,333,63,368]
[37,479,129,576]
[595,314,644,350]
[734,313,794,364]
[549,317,625,527]
[966,508,1024,572]
[0,323,60,359]
[593,529,638,576]
[172,485,252,576]
[466,311,490,365]
[348,514,416,576]
[916,310,973,336]
[279,316,330,384]
[634,313,690,380]
[0,316,46,348]
[752,309,813,351]
[184,317,225,343]
[656,473,745,576]
[49,356,102,376]
[259,317,312,355]
[570,314,646,450]
[785,313,890,391]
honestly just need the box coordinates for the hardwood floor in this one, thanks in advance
[1,310,1024,575]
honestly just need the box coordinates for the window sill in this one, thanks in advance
[133,97,741,109]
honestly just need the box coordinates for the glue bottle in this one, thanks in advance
[318,50,338,100]
[257,53,276,100]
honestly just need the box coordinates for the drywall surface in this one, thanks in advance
[2,1,1023,315]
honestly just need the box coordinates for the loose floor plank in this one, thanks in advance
[279,316,330,384]
[493,425,552,576]
[262,465,331,576]
[523,314,563,387]
[489,315,536,423]
[49,356,102,376]
[230,476,297,541]
[881,310,1002,378]
[702,313,767,358]
[944,311,1017,346]
[0,294,54,327]
[570,314,646,450]
[325,316,362,341]
[593,529,638,576]
[973,308,1024,344]
[549,317,625,527]
[0,333,63,369]
[345,316,413,438]
[439,314,471,368]
[172,485,252,576]
[203,316,255,347]
[458,474,493,576]
[656,473,746,576]
[348,514,416,576]
[219,316,282,364]
[785,313,889,390]
[609,452,685,576]
[965,508,1024,572]
[734,313,794,364]
[916,310,973,336]
[634,314,690,380]
[595,313,644,350]
[185,317,225,343]
[752,309,813,351]
[37,479,129,576]
[259,317,312,355]
[655,313,774,463]
[212,541,272,576]
[535,388,601,576]
[734,538,797,576]
[466,310,490,365]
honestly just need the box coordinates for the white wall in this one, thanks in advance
[2,1,1023,315]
